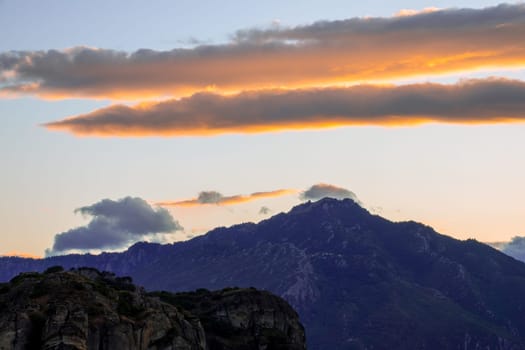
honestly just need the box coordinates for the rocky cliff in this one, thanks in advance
[152,288,305,350]
[0,267,305,350]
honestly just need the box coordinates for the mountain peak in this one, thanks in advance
[292,196,364,210]
[285,197,373,223]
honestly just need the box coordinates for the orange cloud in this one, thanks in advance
[157,189,297,207]
[395,7,440,17]
[1,251,41,259]
[2,4,525,99]
[44,78,525,137]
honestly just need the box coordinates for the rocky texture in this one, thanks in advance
[0,268,305,350]
[151,288,305,350]
[0,267,205,350]
[3,198,525,349]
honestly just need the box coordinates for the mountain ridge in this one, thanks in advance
[3,198,525,349]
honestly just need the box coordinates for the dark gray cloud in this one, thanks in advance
[44,78,525,137]
[2,4,525,98]
[301,184,360,202]
[233,3,525,42]
[500,236,525,263]
[46,197,182,256]
[195,191,224,204]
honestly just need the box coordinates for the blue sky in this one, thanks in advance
[1,0,524,256]
[1,0,505,51]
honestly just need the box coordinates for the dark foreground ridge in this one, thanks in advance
[3,198,525,349]
[0,267,305,350]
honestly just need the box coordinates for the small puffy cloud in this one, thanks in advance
[485,241,506,250]
[259,206,271,215]
[500,236,525,263]
[368,206,384,214]
[46,197,182,256]
[157,189,296,207]
[44,78,525,137]
[196,191,224,204]
[301,183,360,203]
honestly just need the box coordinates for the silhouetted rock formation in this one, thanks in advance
[0,267,305,350]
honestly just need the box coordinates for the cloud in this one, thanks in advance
[3,4,525,99]
[259,206,271,215]
[157,189,295,207]
[44,78,525,137]
[500,236,525,263]
[192,191,224,205]
[46,197,182,256]
[301,184,360,202]
[485,241,506,250]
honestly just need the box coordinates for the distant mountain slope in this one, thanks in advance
[3,198,525,349]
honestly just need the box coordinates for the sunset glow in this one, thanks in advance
[157,189,298,207]
[2,4,525,100]
[44,79,525,137]
[1,0,524,258]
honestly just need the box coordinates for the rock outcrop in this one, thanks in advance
[0,267,305,350]
[152,288,305,350]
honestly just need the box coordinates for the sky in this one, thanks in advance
[1,0,524,258]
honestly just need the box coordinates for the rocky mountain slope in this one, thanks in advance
[0,267,305,350]
[2,198,525,349]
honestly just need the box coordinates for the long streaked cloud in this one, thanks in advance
[44,78,525,137]
[157,189,296,207]
[46,197,182,256]
[2,4,525,99]
[1,251,42,259]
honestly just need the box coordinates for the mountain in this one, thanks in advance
[3,198,525,349]
[0,267,305,350]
